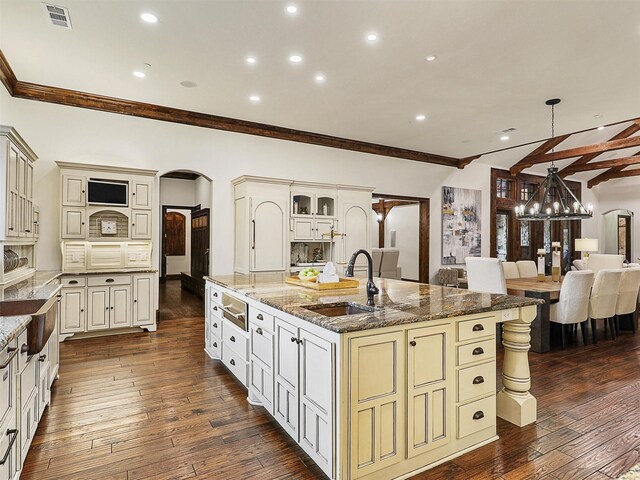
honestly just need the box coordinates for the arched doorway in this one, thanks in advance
[603,209,634,261]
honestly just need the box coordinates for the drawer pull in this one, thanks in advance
[472,347,485,356]
[0,429,19,466]
[38,354,47,363]
[213,306,218,311]
[106,278,115,283]
[213,342,217,348]
[213,322,217,328]
[291,336,297,343]
[0,348,19,369]
[473,411,485,420]
[256,327,263,335]
[409,340,417,347]
[20,344,28,354]
[213,292,218,297]
[472,375,485,385]
[230,336,236,342]
[69,280,79,285]
[230,359,236,366]
[472,324,485,332]
[257,313,264,321]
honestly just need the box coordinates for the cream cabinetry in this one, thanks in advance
[336,189,373,271]
[62,207,86,238]
[132,273,155,326]
[131,210,152,239]
[0,339,18,480]
[131,180,153,209]
[87,284,131,330]
[62,174,86,207]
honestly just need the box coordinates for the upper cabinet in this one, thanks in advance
[291,188,337,218]
[62,175,86,207]
[131,180,153,210]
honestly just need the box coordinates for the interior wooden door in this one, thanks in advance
[191,208,210,278]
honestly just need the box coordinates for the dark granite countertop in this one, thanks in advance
[0,270,61,303]
[0,315,30,351]
[205,273,542,333]
[61,270,158,276]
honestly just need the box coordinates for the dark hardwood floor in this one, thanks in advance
[158,279,204,321]
[21,282,640,479]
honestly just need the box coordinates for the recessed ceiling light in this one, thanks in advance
[140,13,158,23]
[425,55,437,62]
[246,56,257,65]
[415,114,426,121]
[597,126,605,130]
[180,81,197,88]
[500,135,510,141]
[593,114,601,119]
[249,95,261,102]
[315,74,326,83]
[366,33,378,42]
[286,4,297,14]
[133,71,146,78]
[289,54,302,63]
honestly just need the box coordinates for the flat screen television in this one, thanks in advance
[87,179,129,206]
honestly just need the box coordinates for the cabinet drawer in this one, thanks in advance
[20,358,37,408]
[210,286,223,306]
[61,276,86,288]
[457,395,496,439]
[250,323,273,367]
[457,362,496,403]
[223,322,248,363]
[457,339,496,366]
[87,275,131,287]
[248,306,274,333]
[458,316,495,342]
[222,345,248,386]
[0,339,17,427]
[17,329,28,373]
[209,336,221,359]
[210,316,222,339]
[210,303,223,319]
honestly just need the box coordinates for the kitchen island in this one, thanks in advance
[204,273,541,480]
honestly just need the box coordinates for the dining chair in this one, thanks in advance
[589,269,623,343]
[465,257,506,294]
[584,254,624,278]
[615,267,640,335]
[502,261,520,279]
[437,268,459,287]
[549,270,594,348]
[516,260,538,278]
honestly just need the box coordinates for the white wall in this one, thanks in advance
[384,204,419,280]
[195,176,212,209]
[160,177,196,206]
[165,208,192,276]
[2,89,601,278]
[594,179,639,260]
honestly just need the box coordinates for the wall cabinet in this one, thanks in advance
[251,197,287,271]
[131,210,152,239]
[291,218,336,241]
[131,180,153,209]
[62,174,86,207]
[62,207,86,239]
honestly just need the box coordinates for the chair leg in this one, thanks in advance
[591,318,597,344]
[580,321,588,346]
[615,316,620,337]
[608,318,617,340]
[633,309,638,334]
[560,325,566,350]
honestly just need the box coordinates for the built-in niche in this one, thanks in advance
[1,244,36,284]
[88,210,129,239]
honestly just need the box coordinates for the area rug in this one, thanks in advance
[618,463,640,479]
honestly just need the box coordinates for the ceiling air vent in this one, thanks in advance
[42,3,72,29]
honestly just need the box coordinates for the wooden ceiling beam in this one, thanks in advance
[509,134,571,175]
[587,165,626,188]
[0,50,16,95]
[558,123,640,177]
[458,155,481,169]
[560,154,640,175]
[587,167,640,188]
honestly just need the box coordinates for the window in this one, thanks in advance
[520,222,530,247]
[520,182,536,202]
[496,178,514,199]
[496,213,509,260]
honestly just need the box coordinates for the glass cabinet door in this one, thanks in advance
[316,196,335,217]
[292,194,312,216]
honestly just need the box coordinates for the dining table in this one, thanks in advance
[506,275,562,353]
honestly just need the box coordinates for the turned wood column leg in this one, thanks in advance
[497,305,537,427]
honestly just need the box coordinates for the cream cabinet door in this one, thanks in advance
[342,203,370,267]
[349,331,405,479]
[6,143,19,236]
[132,274,154,326]
[62,174,86,207]
[87,287,109,331]
[131,180,153,209]
[407,324,451,458]
[62,208,86,239]
[60,288,86,334]
[110,285,131,328]
[251,197,287,272]
[17,155,27,237]
[274,318,299,439]
[315,219,335,240]
[299,329,334,478]
[292,218,314,241]
[131,210,152,239]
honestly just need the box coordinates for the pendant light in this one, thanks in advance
[515,98,593,221]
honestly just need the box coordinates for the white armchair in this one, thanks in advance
[589,269,623,343]
[465,257,506,294]
[550,270,594,348]
[584,254,624,278]
[616,267,640,334]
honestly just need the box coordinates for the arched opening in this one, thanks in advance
[602,208,634,261]
[158,170,212,320]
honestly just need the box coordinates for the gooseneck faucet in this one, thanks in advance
[344,249,379,306]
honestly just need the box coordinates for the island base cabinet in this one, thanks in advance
[274,319,299,440]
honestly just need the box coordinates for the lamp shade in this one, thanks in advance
[575,238,598,252]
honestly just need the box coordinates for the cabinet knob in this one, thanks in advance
[8,228,13,231]
[472,324,484,332]
[256,327,263,335]
[230,359,235,366]
[213,292,218,297]
[106,307,109,310]
[473,411,485,420]
[472,347,484,356]
[213,323,217,328]
[20,344,28,354]
[80,309,84,312]
[134,299,137,303]
[472,376,485,385]
[133,192,136,195]
[25,229,30,233]
[110,306,114,310]
[132,224,135,226]
[257,313,263,320]
[409,340,417,347]
[290,336,297,343]
[6,347,17,354]
[38,354,47,362]
[81,222,85,225]
[213,306,218,311]
[213,342,217,348]
[82,190,85,193]
[297,339,303,345]
[230,336,235,342]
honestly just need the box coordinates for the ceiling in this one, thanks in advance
[1,0,640,160]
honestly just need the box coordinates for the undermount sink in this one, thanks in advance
[303,302,376,317]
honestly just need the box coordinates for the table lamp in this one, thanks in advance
[575,238,598,264]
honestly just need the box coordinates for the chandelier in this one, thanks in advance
[515,99,594,222]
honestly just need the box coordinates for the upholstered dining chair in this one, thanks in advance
[502,261,520,280]
[589,269,623,343]
[465,257,506,294]
[516,260,538,278]
[615,267,640,334]
[549,270,594,348]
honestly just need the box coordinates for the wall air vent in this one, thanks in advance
[42,3,72,29]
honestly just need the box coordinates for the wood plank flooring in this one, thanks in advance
[22,281,640,479]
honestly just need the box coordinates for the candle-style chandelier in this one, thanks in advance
[515,99,594,221]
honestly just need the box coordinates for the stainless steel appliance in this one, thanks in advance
[220,293,248,331]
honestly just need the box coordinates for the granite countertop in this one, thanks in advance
[0,270,62,303]
[0,315,31,350]
[61,270,158,276]
[206,273,542,333]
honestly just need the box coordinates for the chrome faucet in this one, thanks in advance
[344,249,379,306]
